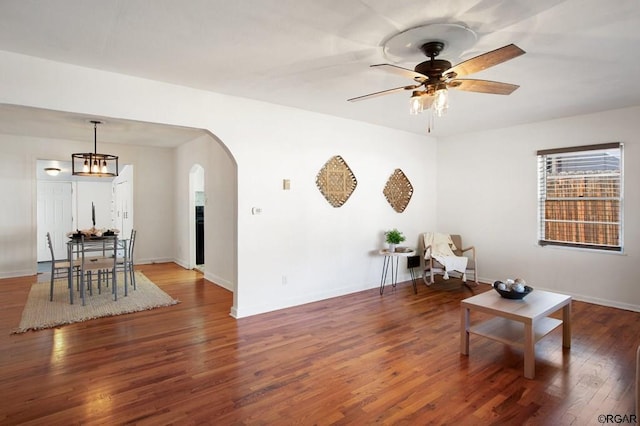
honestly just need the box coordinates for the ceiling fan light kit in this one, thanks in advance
[348,23,525,132]
[409,91,424,115]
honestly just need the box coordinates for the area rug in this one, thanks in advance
[12,271,179,334]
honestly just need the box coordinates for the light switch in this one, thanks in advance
[283,179,291,190]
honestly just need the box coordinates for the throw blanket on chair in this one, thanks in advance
[423,232,468,280]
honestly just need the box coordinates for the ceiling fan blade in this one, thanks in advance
[447,79,520,95]
[347,84,421,102]
[370,64,427,83]
[445,44,525,78]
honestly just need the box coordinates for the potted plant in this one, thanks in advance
[385,228,405,252]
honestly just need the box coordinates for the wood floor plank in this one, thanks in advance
[1,263,638,424]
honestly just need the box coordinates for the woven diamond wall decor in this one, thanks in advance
[383,168,413,213]
[315,155,357,208]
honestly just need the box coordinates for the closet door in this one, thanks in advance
[113,180,132,237]
[37,181,73,261]
[111,165,134,239]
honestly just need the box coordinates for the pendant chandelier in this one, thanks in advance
[71,120,118,177]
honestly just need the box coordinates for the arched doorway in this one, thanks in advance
[189,164,205,271]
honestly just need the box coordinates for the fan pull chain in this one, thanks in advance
[427,109,435,133]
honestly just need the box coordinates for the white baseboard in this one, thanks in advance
[167,259,235,293]
[534,285,640,313]
[232,282,377,318]
[173,259,189,270]
[136,257,175,265]
[203,272,234,292]
[0,269,36,279]
[481,276,640,313]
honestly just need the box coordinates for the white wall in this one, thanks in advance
[76,181,111,230]
[169,90,437,317]
[0,50,438,317]
[0,137,37,277]
[234,110,436,316]
[2,49,636,314]
[437,106,640,311]
[0,131,176,277]
[174,133,237,296]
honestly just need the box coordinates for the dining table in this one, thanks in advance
[66,234,131,305]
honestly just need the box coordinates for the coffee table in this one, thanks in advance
[460,289,571,379]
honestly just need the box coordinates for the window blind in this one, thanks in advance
[537,142,623,251]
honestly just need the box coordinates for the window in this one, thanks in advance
[537,142,623,252]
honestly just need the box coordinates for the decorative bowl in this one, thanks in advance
[493,281,533,299]
[394,246,413,253]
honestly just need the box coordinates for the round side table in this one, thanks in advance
[378,248,418,295]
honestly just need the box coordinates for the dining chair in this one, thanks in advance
[46,232,80,302]
[78,235,118,305]
[116,229,137,290]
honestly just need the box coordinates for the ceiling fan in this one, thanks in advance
[348,41,525,122]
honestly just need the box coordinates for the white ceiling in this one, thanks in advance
[1,0,639,145]
[0,104,206,148]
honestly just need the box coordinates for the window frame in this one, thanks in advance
[537,142,624,252]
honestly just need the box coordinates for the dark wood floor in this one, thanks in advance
[1,263,638,425]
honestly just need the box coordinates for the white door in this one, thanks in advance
[113,180,132,238]
[37,181,73,261]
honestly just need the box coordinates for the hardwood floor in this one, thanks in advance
[1,263,638,425]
